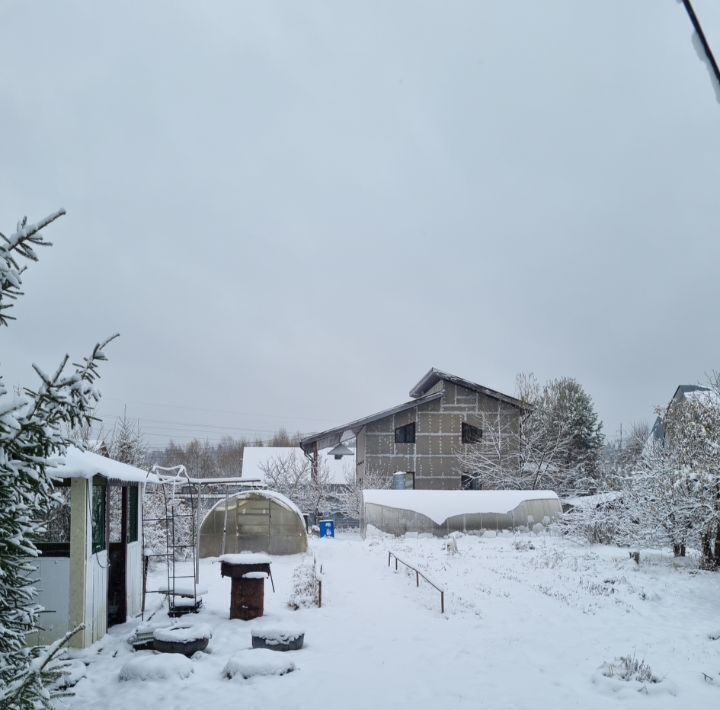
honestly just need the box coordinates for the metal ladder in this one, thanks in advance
[143,465,202,617]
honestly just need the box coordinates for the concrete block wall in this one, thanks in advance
[357,381,521,490]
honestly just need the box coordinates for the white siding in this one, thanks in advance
[126,541,143,617]
[30,557,70,645]
[87,551,108,644]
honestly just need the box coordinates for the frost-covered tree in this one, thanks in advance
[459,374,603,494]
[0,210,116,708]
[618,421,651,470]
[622,384,720,562]
[258,450,333,520]
[336,467,391,520]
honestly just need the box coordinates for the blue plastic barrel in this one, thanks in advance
[319,520,335,538]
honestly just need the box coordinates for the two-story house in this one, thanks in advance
[300,368,527,490]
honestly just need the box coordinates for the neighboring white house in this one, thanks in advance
[241,446,355,484]
[30,447,155,648]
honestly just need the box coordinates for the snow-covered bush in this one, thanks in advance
[557,493,627,545]
[0,211,116,708]
[600,655,658,684]
[287,559,321,609]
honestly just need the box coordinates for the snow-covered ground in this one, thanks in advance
[59,532,720,709]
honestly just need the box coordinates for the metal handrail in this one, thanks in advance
[387,551,445,614]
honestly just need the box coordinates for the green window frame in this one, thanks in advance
[91,477,107,554]
[128,485,139,543]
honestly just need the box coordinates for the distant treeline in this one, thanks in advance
[150,427,304,478]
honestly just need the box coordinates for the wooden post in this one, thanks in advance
[221,484,229,556]
[416,570,419,587]
[441,590,445,614]
[311,443,319,482]
[194,482,201,582]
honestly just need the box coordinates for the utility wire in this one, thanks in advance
[680,0,720,91]
[101,395,337,425]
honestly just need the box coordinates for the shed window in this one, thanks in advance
[92,478,107,554]
[395,422,416,444]
[37,481,71,557]
[128,485,139,543]
[462,422,482,444]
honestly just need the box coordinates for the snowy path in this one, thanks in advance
[60,534,720,710]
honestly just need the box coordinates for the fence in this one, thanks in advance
[387,551,445,614]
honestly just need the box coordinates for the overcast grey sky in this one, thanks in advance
[2,0,720,449]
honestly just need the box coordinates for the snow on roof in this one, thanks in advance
[241,446,354,484]
[683,387,720,407]
[51,445,156,483]
[362,489,560,525]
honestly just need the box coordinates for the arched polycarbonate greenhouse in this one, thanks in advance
[361,489,562,536]
[199,490,308,557]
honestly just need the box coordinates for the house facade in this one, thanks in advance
[300,368,526,490]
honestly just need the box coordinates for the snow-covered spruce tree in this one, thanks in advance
[542,377,604,492]
[0,210,116,708]
[108,409,148,467]
[458,373,603,494]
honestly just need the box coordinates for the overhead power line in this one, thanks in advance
[101,395,338,425]
[680,0,720,94]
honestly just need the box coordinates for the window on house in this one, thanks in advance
[393,471,415,489]
[462,422,482,444]
[461,474,481,490]
[395,422,416,444]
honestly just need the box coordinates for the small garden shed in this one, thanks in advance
[361,489,562,536]
[199,490,307,557]
[30,447,153,648]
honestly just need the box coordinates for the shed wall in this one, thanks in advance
[30,558,70,646]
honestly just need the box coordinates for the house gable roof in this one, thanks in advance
[299,391,443,454]
[650,384,717,443]
[409,367,527,409]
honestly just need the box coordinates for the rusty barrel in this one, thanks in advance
[220,555,272,621]
[230,575,265,620]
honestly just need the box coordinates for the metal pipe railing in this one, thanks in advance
[387,551,445,614]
